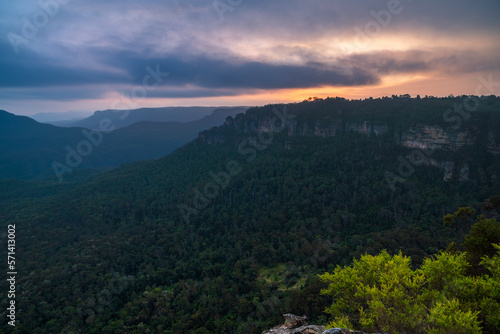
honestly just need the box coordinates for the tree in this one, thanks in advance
[463,215,500,274]
[320,247,500,333]
[443,204,500,274]
[442,207,477,237]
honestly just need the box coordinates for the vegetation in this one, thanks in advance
[321,210,500,333]
[0,97,499,333]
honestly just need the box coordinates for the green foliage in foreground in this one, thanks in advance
[320,244,500,333]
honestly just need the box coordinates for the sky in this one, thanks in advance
[1,0,500,117]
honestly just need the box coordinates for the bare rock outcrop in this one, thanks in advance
[262,314,324,334]
[262,314,388,334]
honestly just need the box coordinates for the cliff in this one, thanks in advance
[198,97,500,182]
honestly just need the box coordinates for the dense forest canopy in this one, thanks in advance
[1,96,499,333]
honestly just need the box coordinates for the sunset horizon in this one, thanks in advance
[2,0,499,116]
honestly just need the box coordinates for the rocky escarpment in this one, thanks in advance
[401,124,474,151]
[220,111,389,139]
[201,109,477,151]
[198,99,499,182]
[201,115,482,182]
[262,314,386,334]
[221,115,475,151]
[398,125,499,181]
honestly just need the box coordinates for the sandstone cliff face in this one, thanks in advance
[199,111,497,183]
[398,125,480,181]
[345,121,388,137]
[401,124,474,151]
[205,113,475,148]
[202,113,390,145]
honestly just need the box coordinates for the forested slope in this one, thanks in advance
[1,96,499,333]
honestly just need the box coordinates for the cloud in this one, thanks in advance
[347,48,500,76]
[0,39,129,88]
[3,41,496,94]
[1,0,499,112]
[103,50,375,89]
[0,85,115,101]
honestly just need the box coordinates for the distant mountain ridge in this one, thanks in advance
[0,109,60,135]
[0,107,248,179]
[59,106,248,129]
[31,111,90,123]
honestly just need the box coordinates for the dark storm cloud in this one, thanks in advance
[105,51,377,89]
[0,41,128,87]
[0,36,377,90]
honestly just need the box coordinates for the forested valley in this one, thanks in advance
[1,96,499,333]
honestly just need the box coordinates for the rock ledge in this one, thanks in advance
[262,314,324,334]
[262,314,387,334]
